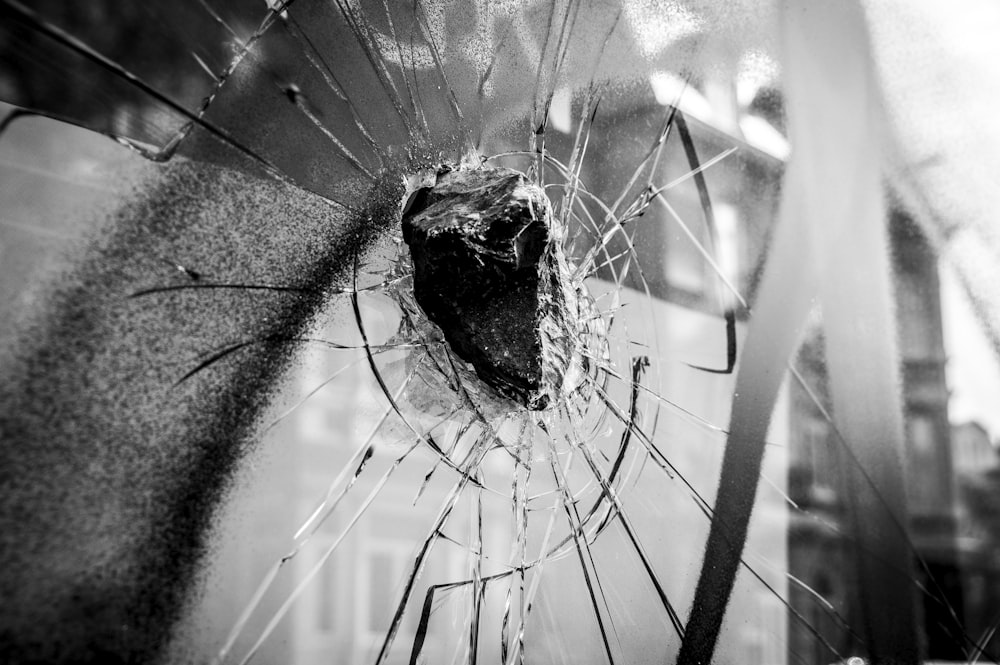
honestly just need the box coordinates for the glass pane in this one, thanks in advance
[2,2,1000,665]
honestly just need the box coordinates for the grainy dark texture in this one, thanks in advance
[0,155,402,664]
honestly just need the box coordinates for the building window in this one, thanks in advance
[906,412,942,512]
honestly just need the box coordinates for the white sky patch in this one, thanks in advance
[548,87,573,134]
[739,115,789,160]
[648,71,714,124]
[734,50,788,158]
[714,202,740,296]
[623,0,704,59]
[736,49,780,108]
[941,263,1000,443]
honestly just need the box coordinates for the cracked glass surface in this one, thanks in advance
[2,2,999,665]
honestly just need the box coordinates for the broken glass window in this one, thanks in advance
[2,2,1000,665]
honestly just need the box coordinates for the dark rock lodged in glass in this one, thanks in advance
[402,165,572,410]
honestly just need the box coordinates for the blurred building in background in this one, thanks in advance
[786,209,977,662]
[953,420,1000,657]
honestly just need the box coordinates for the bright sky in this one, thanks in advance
[941,263,1000,443]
